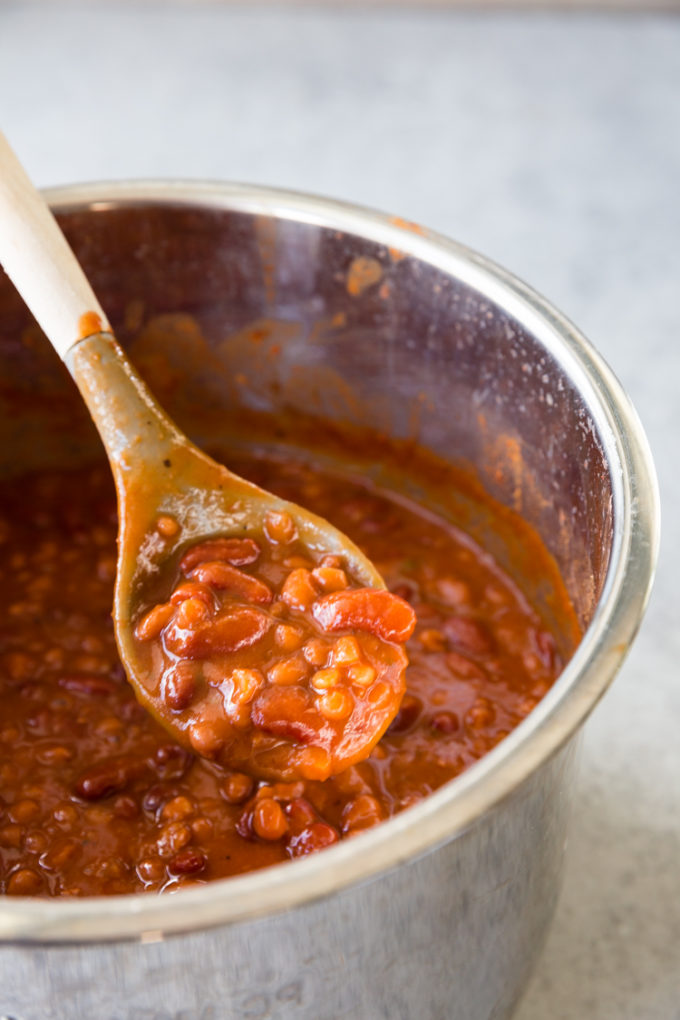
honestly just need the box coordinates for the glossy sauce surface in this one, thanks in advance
[134,522,415,782]
[0,453,565,896]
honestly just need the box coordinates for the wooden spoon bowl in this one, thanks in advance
[0,132,415,780]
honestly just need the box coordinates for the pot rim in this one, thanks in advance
[0,180,659,944]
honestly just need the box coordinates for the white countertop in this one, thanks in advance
[1,5,678,1017]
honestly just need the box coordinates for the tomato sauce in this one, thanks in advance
[0,449,569,897]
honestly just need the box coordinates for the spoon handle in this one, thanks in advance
[68,331,189,471]
[0,131,195,477]
[0,130,111,358]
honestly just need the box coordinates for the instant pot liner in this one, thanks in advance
[0,184,657,1020]
[2,201,610,627]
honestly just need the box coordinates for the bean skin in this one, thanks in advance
[164,607,271,658]
[288,822,339,858]
[189,561,273,605]
[264,510,297,545]
[6,868,43,895]
[168,848,207,875]
[179,537,260,572]
[162,663,197,712]
[74,756,147,801]
[135,603,174,642]
[253,798,288,841]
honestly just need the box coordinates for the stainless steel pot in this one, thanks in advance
[0,183,658,1020]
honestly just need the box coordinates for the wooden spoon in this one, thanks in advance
[0,132,414,781]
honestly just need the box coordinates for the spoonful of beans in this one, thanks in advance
[0,132,415,782]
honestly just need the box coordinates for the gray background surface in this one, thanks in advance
[1,5,678,1018]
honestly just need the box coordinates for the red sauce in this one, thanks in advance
[0,450,568,897]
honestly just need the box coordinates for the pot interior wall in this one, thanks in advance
[0,203,613,637]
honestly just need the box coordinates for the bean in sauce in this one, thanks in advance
[0,451,569,896]
[133,522,415,782]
